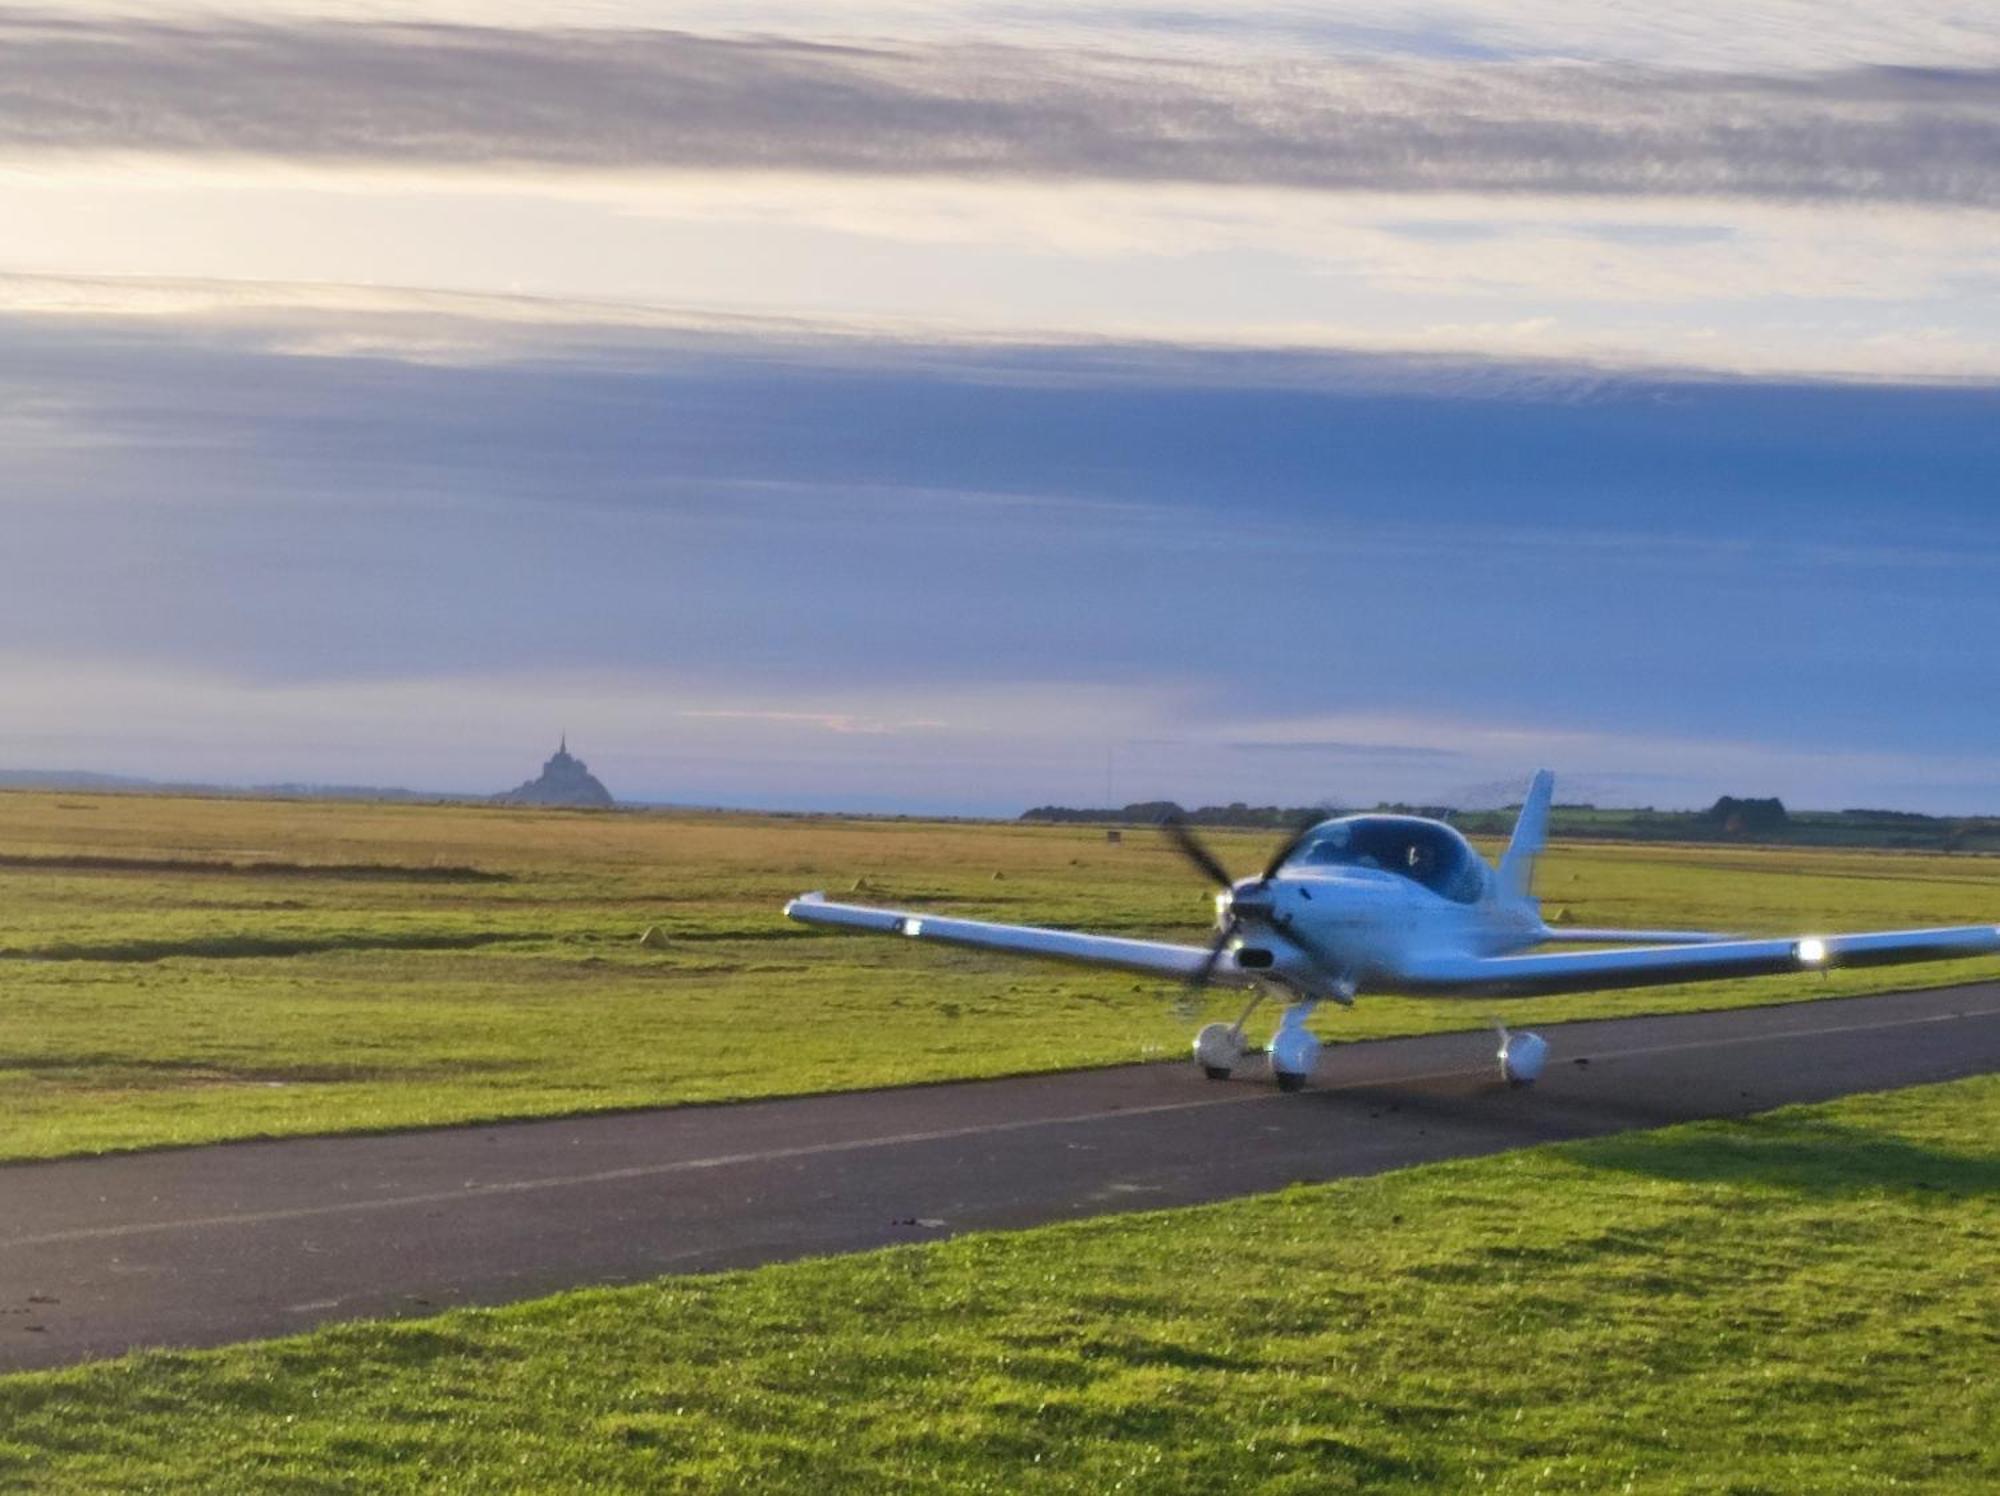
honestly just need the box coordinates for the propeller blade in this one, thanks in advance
[1160,815,1236,891]
[1259,817,1323,882]
[1191,916,1238,990]
[1274,914,1345,988]
[1173,916,1238,1020]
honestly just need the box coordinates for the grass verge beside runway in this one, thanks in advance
[2,1076,1996,1492]
[3,789,1998,1161]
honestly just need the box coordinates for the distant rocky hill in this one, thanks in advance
[494,738,615,808]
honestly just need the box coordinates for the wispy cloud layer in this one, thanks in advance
[4,4,1996,812]
[5,15,2000,205]
[5,261,1999,386]
[41,3,2000,75]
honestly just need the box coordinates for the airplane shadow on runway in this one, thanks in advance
[1295,1074,1701,1141]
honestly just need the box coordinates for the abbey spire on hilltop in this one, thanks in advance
[494,735,615,808]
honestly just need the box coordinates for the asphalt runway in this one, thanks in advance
[4,982,1998,1372]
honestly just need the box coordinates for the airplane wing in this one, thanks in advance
[1543,926,1732,945]
[784,893,1257,986]
[1399,925,2000,998]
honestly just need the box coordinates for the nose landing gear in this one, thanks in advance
[1192,1021,1247,1080]
[1268,1001,1322,1091]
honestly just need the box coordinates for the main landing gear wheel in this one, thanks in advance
[1273,1069,1309,1093]
[1495,1025,1550,1087]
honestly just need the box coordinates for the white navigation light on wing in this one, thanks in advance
[900,917,923,937]
[1796,936,1829,964]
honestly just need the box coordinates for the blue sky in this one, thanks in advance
[3,3,1998,813]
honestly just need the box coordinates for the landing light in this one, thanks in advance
[1795,936,1828,965]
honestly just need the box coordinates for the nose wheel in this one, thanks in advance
[1193,1021,1247,1080]
[1191,988,1267,1080]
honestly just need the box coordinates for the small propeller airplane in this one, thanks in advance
[786,771,2000,1091]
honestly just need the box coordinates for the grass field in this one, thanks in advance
[3,789,1998,1162]
[1,1074,1993,1492]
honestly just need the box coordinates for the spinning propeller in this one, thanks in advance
[1160,815,1345,999]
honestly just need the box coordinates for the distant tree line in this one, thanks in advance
[1023,793,2000,854]
[1701,796,1790,835]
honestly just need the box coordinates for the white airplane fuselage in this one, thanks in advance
[1218,853,1545,1002]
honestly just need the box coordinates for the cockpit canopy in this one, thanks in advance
[1281,815,1488,904]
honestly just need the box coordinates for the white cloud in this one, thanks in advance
[2,17,1997,205]
[42,1,2000,74]
[4,252,1998,386]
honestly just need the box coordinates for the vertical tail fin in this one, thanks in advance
[1496,769,1554,904]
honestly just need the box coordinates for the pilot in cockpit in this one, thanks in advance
[1311,825,1378,871]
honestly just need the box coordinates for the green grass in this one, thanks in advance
[3,790,1998,1161]
[3,1075,1994,1492]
